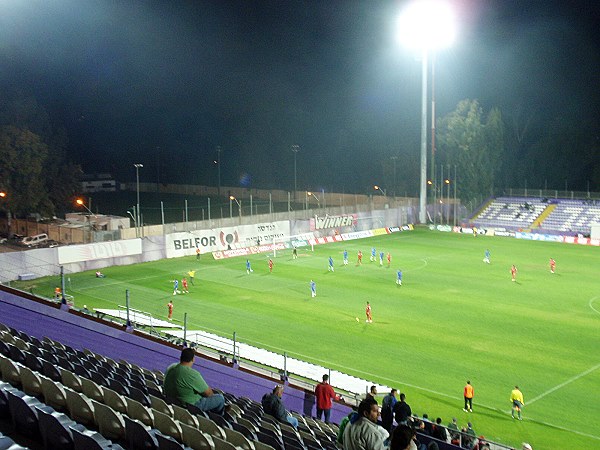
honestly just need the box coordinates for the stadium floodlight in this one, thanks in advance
[397,0,456,224]
[0,191,6,198]
[373,185,387,197]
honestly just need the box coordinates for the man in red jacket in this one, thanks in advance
[315,374,337,423]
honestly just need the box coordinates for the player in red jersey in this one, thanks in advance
[167,301,174,320]
[549,258,555,274]
[182,277,189,293]
[365,301,372,323]
[357,250,363,265]
[511,265,518,282]
[268,259,274,273]
[387,252,391,267]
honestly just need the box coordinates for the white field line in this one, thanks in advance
[589,296,600,315]
[527,362,600,405]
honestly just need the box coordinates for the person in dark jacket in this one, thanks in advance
[393,393,412,425]
[261,385,298,429]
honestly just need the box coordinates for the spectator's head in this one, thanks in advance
[452,417,457,424]
[358,397,379,423]
[400,393,406,401]
[390,425,414,450]
[370,385,377,395]
[322,374,329,382]
[522,444,532,450]
[423,413,429,420]
[436,417,442,425]
[180,348,195,364]
[273,385,284,397]
[427,442,439,450]
[467,422,473,428]
[391,388,397,397]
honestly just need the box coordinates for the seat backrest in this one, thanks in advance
[36,406,76,450]
[150,394,173,416]
[212,435,238,450]
[126,398,155,427]
[61,368,83,392]
[172,403,199,427]
[103,387,128,414]
[197,414,227,440]
[223,426,255,450]
[152,409,183,441]
[123,415,158,450]
[40,377,67,411]
[180,422,215,450]
[81,378,105,403]
[92,400,126,441]
[19,366,43,397]
[65,388,96,426]
[0,355,22,386]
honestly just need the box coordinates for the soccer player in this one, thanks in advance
[328,256,334,272]
[310,280,316,298]
[357,250,363,265]
[182,277,189,294]
[511,265,518,282]
[549,258,556,274]
[173,279,179,295]
[343,250,348,266]
[510,386,524,420]
[370,247,376,262]
[187,269,196,285]
[483,249,491,264]
[463,381,474,412]
[379,251,384,266]
[292,247,298,260]
[365,302,372,323]
[387,252,391,267]
[246,259,252,274]
[396,270,402,286]
[269,259,274,273]
[196,247,201,261]
[167,301,174,320]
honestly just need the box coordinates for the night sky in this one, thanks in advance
[1,0,599,193]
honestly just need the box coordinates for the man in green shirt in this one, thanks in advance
[163,348,224,414]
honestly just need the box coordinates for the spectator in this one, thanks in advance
[421,414,432,435]
[262,385,298,429]
[366,385,378,400]
[447,417,459,442]
[343,397,388,450]
[462,422,476,449]
[431,417,447,442]
[315,374,337,423]
[393,393,412,425]
[163,348,225,414]
[337,409,357,446]
[390,425,413,450]
[381,388,398,433]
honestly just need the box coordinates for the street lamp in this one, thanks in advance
[398,0,456,224]
[134,164,143,237]
[307,191,320,207]
[373,185,387,197]
[229,195,241,220]
[291,145,300,202]
[76,199,96,243]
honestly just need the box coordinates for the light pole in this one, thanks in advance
[373,185,387,197]
[134,163,143,237]
[291,145,300,202]
[76,199,96,243]
[307,191,320,208]
[398,0,456,224]
[0,191,10,238]
[229,196,241,220]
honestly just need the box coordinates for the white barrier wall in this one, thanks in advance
[165,221,291,258]
[57,239,143,264]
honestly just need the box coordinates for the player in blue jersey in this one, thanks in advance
[246,259,253,274]
[343,250,348,266]
[370,247,376,262]
[173,279,179,295]
[379,251,384,266]
[396,270,402,286]
[310,280,316,298]
[328,256,334,272]
[483,249,491,264]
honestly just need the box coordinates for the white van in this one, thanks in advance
[21,233,49,247]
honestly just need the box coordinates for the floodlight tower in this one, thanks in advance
[397,0,456,224]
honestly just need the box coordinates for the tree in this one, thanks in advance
[436,99,504,205]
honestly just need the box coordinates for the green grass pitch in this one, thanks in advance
[14,228,600,449]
